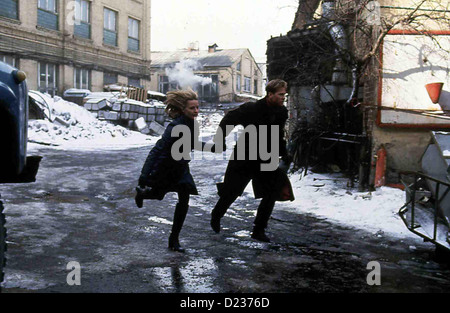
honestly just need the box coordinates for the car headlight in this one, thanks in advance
[13,70,27,84]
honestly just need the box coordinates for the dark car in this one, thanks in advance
[0,61,41,283]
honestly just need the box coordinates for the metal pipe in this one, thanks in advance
[411,173,417,229]
[346,63,360,106]
[322,1,349,85]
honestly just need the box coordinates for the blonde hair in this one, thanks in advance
[164,89,198,118]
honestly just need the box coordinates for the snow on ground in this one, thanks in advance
[196,112,224,137]
[26,94,414,240]
[281,172,414,239]
[28,92,156,151]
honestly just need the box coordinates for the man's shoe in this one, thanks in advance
[210,216,221,233]
[135,187,144,208]
[251,227,270,242]
[168,235,185,253]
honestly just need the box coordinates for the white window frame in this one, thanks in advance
[236,75,241,92]
[75,0,90,23]
[74,67,90,90]
[1,55,17,67]
[38,0,56,12]
[38,62,58,96]
[128,17,140,39]
[104,8,116,32]
[244,76,251,92]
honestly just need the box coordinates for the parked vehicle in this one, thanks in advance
[0,61,41,283]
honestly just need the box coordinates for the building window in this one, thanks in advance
[74,0,91,39]
[74,68,90,90]
[128,77,141,88]
[244,77,251,92]
[128,18,140,52]
[39,62,58,96]
[103,8,117,46]
[236,61,241,72]
[158,75,178,94]
[196,74,219,103]
[0,0,18,20]
[254,79,258,94]
[236,75,241,92]
[103,72,118,86]
[38,0,58,30]
[0,54,18,67]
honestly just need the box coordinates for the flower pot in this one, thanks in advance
[425,82,444,104]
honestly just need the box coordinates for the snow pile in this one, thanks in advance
[28,92,156,150]
[279,172,414,239]
[197,112,225,137]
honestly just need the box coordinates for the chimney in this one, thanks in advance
[208,43,218,53]
[188,42,198,52]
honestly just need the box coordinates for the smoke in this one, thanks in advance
[165,59,212,89]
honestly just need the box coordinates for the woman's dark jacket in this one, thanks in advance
[139,114,204,200]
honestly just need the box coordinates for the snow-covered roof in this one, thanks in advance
[236,93,262,101]
[148,90,166,97]
[63,88,91,97]
[151,48,249,68]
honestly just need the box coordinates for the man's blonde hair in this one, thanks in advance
[266,79,287,94]
[164,89,198,118]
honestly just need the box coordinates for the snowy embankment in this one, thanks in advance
[237,170,413,240]
[281,172,414,240]
[27,92,156,151]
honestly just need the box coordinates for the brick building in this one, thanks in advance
[0,0,151,96]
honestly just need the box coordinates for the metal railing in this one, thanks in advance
[399,171,450,249]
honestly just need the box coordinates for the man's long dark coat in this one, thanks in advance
[216,97,294,201]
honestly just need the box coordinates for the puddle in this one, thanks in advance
[139,225,158,234]
[1,269,57,290]
[148,216,173,225]
[151,258,220,293]
[233,230,251,238]
[225,257,247,268]
[225,237,267,250]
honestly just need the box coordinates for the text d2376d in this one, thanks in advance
[223,297,269,308]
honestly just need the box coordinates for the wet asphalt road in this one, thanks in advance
[0,145,450,293]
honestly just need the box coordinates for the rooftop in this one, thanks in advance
[150,48,249,68]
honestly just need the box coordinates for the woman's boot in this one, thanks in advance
[168,202,189,252]
[168,233,185,253]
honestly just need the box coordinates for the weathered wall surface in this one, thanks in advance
[360,0,449,184]
[371,126,432,181]
[0,0,152,94]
